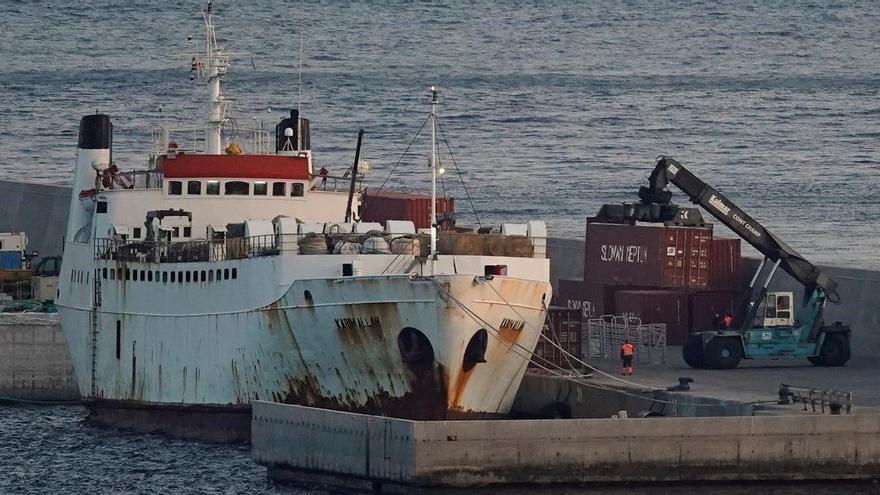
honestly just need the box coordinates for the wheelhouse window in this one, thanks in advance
[272,182,286,196]
[188,181,202,195]
[207,180,221,195]
[254,181,268,196]
[132,227,142,239]
[225,181,249,195]
[168,181,183,195]
[291,182,305,197]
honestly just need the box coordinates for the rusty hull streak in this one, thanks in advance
[446,276,546,414]
[275,296,456,419]
[278,364,451,421]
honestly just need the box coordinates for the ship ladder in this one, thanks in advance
[90,268,102,397]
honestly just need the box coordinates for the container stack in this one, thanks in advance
[555,219,744,346]
[529,307,583,372]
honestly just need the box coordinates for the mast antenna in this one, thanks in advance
[297,0,305,117]
[197,0,230,154]
[429,85,439,263]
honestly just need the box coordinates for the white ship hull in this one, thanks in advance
[58,246,550,432]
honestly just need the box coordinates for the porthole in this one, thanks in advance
[463,329,489,372]
[397,327,434,370]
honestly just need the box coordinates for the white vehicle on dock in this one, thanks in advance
[55,2,550,441]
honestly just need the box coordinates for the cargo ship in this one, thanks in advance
[54,3,550,441]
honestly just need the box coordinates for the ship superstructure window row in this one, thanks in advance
[166,180,306,198]
[100,266,238,283]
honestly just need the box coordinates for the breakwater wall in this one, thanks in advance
[0,313,79,401]
[0,180,69,258]
[252,401,880,489]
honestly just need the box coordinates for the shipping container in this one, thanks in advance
[0,251,22,270]
[555,278,582,308]
[360,189,455,230]
[709,238,743,291]
[614,289,690,345]
[555,279,612,319]
[581,281,613,319]
[585,222,712,289]
[690,290,741,333]
[529,307,583,371]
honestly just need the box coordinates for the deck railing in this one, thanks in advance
[94,232,421,263]
[94,231,547,263]
[150,126,272,156]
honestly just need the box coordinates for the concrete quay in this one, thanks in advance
[511,349,880,423]
[598,348,879,412]
[252,401,880,492]
[0,313,79,401]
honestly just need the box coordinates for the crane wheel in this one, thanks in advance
[809,333,851,367]
[704,337,742,369]
[682,335,706,369]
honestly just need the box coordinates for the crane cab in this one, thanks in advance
[761,292,794,327]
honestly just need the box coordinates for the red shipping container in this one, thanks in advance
[556,280,612,319]
[614,290,691,345]
[690,290,741,333]
[555,278,583,308]
[581,281,610,319]
[529,307,583,371]
[585,222,712,289]
[361,189,454,230]
[709,238,743,291]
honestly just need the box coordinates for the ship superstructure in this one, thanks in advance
[56,3,550,440]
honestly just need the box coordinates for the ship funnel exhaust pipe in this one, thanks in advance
[78,114,112,150]
[68,114,112,243]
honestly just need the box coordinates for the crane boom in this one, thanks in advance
[638,156,838,300]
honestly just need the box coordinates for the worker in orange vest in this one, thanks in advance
[620,339,635,376]
[723,313,734,329]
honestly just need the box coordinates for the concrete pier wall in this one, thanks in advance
[0,314,79,401]
[252,401,880,488]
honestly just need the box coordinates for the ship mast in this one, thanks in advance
[429,86,439,263]
[201,1,228,154]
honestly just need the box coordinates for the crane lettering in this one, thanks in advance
[708,194,731,216]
